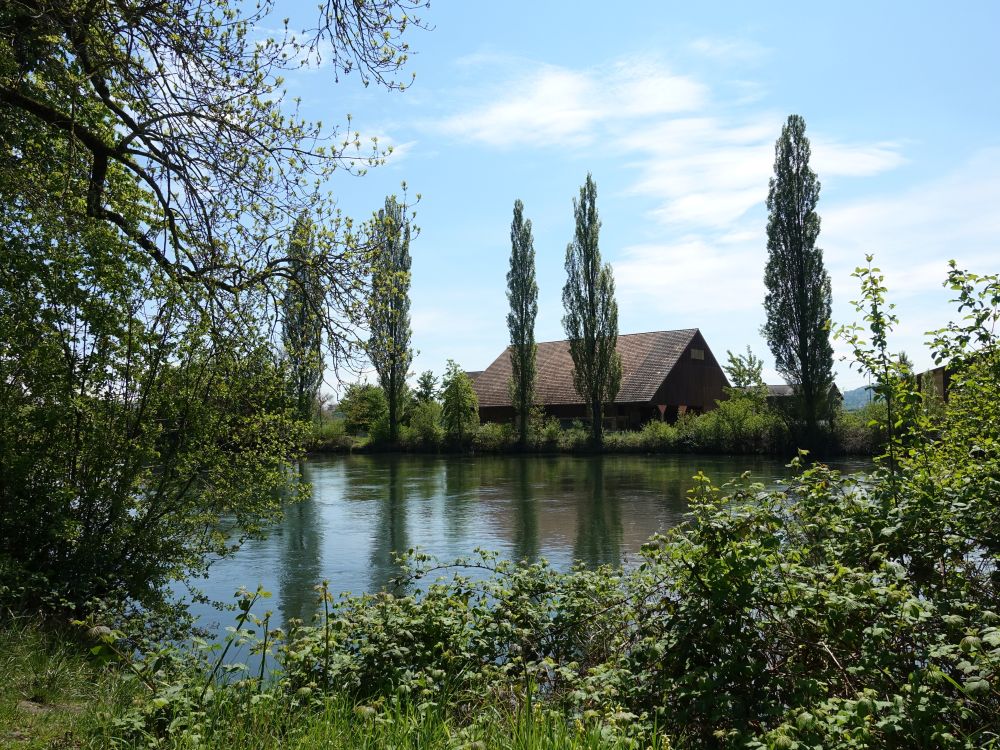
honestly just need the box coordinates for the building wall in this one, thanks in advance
[477,331,729,429]
[650,331,728,418]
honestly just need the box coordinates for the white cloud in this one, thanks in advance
[615,236,767,316]
[822,148,1000,292]
[688,37,769,64]
[620,116,905,231]
[811,139,907,177]
[435,59,706,147]
[430,50,993,388]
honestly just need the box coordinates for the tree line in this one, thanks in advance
[338,115,838,454]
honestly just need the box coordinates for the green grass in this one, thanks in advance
[0,618,666,749]
[0,616,135,749]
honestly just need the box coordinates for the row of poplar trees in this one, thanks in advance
[509,116,836,452]
[286,116,834,452]
[507,173,623,449]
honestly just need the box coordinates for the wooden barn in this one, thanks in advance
[472,329,729,430]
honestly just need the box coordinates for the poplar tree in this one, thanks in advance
[282,213,325,421]
[762,115,835,444]
[368,196,413,444]
[506,199,538,447]
[562,174,622,448]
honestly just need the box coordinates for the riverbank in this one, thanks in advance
[309,404,883,458]
[0,615,662,749]
[5,448,999,749]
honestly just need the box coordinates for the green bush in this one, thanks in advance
[556,420,591,452]
[306,418,353,452]
[472,421,515,452]
[530,415,562,449]
[833,401,888,455]
[338,383,388,436]
[402,401,444,451]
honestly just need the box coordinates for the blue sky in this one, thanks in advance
[280,1,1000,392]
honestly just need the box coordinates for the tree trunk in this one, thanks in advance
[591,397,603,448]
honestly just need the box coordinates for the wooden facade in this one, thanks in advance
[472,329,729,429]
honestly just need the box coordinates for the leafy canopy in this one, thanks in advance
[561,174,622,447]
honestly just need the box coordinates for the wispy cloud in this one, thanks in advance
[822,147,1000,296]
[435,59,707,148]
[688,36,769,64]
[621,116,906,230]
[430,49,992,385]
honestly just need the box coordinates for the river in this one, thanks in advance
[186,453,870,634]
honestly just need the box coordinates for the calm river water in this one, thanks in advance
[187,453,869,634]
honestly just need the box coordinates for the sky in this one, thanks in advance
[277,1,1000,393]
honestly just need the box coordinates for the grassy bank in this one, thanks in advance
[0,616,661,750]
[309,402,886,457]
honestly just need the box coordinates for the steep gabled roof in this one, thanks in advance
[473,329,701,407]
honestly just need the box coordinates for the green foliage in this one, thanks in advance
[692,393,789,454]
[403,400,444,450]
[441,361,479,445]
[414,370,439,403]
[282,213,325,422]
[562,174,622,449]
[723,345,766,390]
[472,422,516,452]
[832,400,888,455]
[307,418,353,453]
[762,115,835,444]
[338,384,388,436]
[0,0,425,326]
[507,199,539,448]
[367,195,414,445]
[0,214,305,613]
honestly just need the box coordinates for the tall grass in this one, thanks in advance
[0,616,666,749]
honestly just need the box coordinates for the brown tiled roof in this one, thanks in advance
[465,370,484,382]
[474,329,700,407]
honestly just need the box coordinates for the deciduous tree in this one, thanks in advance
[0,0,427,613]
[724,346,766,391]
[415,370,438,403]
[762,115,835,444]
[506,199,538,448]
[282,213,325,422]
[441,360,479,444]
[562,174,622,448]
[367,196,413,444]
[0,0,428,365]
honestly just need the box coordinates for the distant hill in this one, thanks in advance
[841,385,875,411]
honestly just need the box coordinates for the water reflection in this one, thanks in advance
[192,453,872,634]
[573,458,623,567]
[368,458,410,592]
[511,459,538,563]
[275,462,323,623]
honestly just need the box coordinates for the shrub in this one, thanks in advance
[306,418,353,452]
[403,400,444,451]
[833,400,887,454]
[637,419,679,452]
[472,422,515,452]
[338,383,388,436]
